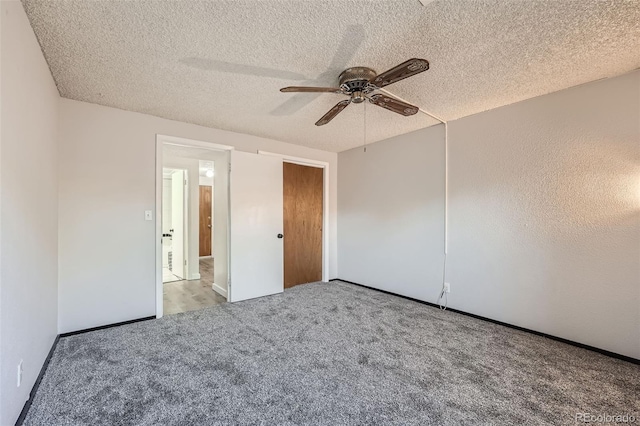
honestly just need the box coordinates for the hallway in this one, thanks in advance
[163,258,226,315]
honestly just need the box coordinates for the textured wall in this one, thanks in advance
[58,98,337,333]
[0,2,59,424]
[447,70,639,359]
[338,125,445,301]
[338,70,639,359]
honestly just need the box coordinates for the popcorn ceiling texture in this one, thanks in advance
[21,0,640,152]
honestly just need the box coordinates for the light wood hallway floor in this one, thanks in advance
[163,258,226,315]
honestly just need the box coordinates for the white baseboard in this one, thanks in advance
[188,273,201,280]
[212,283,227,298]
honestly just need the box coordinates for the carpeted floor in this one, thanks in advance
[24,281,639,425]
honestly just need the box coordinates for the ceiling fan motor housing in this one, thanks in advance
[339,67,377,98]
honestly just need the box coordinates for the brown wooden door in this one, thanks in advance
[199,185,212,257]
[283,162,323,288]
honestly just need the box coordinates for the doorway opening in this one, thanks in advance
[156,136,233,317]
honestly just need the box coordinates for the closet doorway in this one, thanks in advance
[228,151,330,302]
[283,162,324,288]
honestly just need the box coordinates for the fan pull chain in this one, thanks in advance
[363,101,367,153]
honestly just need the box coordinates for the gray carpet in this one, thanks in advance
[24,281,639,425]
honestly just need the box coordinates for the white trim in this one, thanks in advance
[257,150,331,283]
[159,134,235,152]
[444,122,448,255]
[212,283,228,298]
[155,139,163,318]
[188,273,201,280]
[155,134,233,319]
[258,151,327,169]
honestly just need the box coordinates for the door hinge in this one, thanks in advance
[184,260,187,266]
[184,179,187,186]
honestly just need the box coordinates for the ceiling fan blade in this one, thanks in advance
[368,94,419,116]
[315,100,351,126]
[370,58,429,88]
[280,86,343,93]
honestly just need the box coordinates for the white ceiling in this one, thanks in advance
[22,0,640,152]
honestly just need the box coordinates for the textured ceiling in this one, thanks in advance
[22,0,640,152]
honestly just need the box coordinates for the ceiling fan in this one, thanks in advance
[280,58,429,126]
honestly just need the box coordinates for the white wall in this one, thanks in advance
[338,70,640,359]
[0,12,3,420]
[338,125,445,301]
[446,71,640,359]
[58,98,337,333]
[0,2,59,424]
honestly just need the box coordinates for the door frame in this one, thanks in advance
[155,134,234,318]
[257,150,330,283]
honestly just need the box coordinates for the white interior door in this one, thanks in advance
[171,169,186,279]
[229,151,283,302]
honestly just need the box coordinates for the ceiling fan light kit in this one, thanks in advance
[280,58,429,126]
